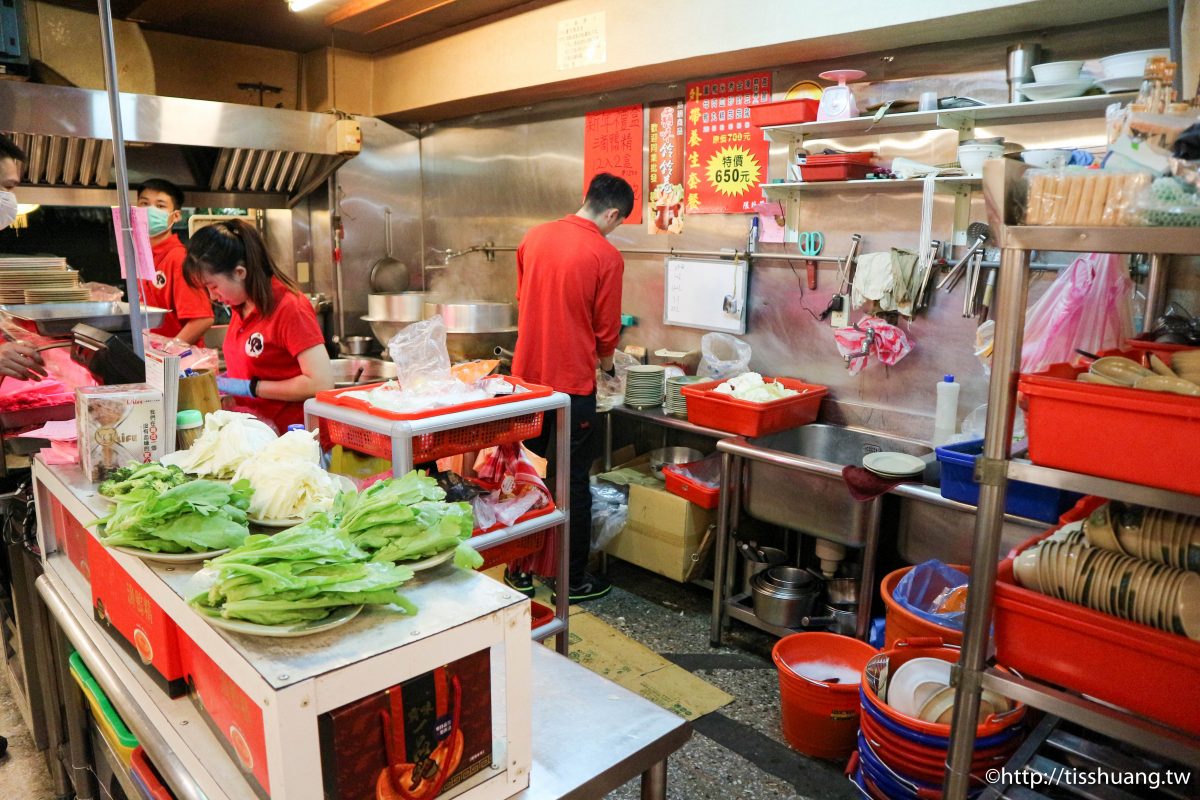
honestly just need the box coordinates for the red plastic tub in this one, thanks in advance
[751,98,819,127]
[880,565,967,648]
[530,600,555,630]
[798,152,876,182]
[680,377,827,437]
[994,498,1200,734]
[1019,351,1200,495]
[662,464,719,509]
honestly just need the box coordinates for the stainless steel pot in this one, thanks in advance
[368,292,427,322]
[801,602,859,635]
[751,572,820,628]
[338,336,376,356]
[423,302,516,332]
[330,358,398,388]
[825,577,860,606]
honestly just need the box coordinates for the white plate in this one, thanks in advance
[1096,76,1141,94]
[245,475,356,527]
[203,604,363,638]
[113,546,230,564]
[1018,79,1095,101]
[862,451,926,478]
[402,549,456,572]
[888,657,952,717]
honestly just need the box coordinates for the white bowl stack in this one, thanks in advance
[625,365,666,409]
[1018,60,1094,101]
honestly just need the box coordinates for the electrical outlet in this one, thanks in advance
[829,295,850,328]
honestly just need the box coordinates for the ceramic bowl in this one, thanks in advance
[1018,79,1094,102]
[958,143,1004,177]
[887,657,951,717]
[1100,49,1170,80]
[1032,60,1084,83]
[1020,148,1072,169]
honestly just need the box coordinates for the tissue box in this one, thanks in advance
[76,384,164,482]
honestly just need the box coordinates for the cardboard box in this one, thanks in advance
[87,535,186,697]
[603,458,713,582]
[76,383,164,482]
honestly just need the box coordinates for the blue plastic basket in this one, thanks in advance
[935,438,1080,523]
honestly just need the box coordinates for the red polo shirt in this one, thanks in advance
[140,234,214,339]
[512,215,623,396]
[223,278,324,431]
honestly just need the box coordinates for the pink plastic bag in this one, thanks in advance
[1021,253,1133,374]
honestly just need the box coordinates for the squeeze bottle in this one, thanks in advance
[933,374,960,446]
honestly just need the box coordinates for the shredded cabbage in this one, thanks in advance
[233,429,339,520]
[161,411,277,478]
[713,372,798,402]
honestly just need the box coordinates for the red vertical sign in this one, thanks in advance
[583,104,643,225]
[684,72,772,214]
[647,99,685,235]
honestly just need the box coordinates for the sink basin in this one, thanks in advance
[728,424,933,546]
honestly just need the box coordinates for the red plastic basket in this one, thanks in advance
[680,377,827,437]
[321,412,544,463]
[315,376,553,421]
[751,98,819,127]
[477,530,546,572]
[1019,350,1200,495]
[994,497,1200,735]
[662,463,719,509]
[530,600,555,630]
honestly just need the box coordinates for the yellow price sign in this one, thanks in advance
[705,146,761,197]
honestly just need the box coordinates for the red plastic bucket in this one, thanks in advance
[881,565,968,648]
[772,632,878,760]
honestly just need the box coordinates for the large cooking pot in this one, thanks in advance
[330,358,397,388]
[423,302,516,332]
[368,292,427,321]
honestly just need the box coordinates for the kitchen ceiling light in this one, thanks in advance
[288,0,323,11]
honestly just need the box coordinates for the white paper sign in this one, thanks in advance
[112,205,156,282]
[557,12,605,70]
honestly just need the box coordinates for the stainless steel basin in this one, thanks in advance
[733,424,933,546]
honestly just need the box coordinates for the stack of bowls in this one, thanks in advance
[1018,60,1094,101]
[665,375,704,418]
[1012,506,1200,639]
[625,365,666,409]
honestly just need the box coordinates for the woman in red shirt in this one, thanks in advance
[183,220,332,431]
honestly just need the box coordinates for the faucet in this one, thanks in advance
[428,243,498,265]
[842,325,877,366]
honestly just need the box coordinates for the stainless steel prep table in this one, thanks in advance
[29,459,691,800]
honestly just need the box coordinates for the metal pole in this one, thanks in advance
[554,399,571,656]
[476,243,847,264]
[1169,0,1184,99]
[97,0,146,357]
[944,248,1030,798]
[710,450,734,646]
[1144,253,1168,331]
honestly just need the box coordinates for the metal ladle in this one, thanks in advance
[368,207,410,293]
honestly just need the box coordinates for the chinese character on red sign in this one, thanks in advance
[684,71,771,214]
[583,104,643,225]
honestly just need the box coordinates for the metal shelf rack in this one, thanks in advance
[943,158,1200,798]
[304,391,573,652]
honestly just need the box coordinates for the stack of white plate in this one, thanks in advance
[664,375,704,418]
[862,451,926,479]
[625,364,666,409]
[0,258,78,303]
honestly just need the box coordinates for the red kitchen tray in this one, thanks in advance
[752,98,819,127]
[662,463,719,509]
[1019,350,1200,495]
[994,496,1200,734]
[798,151,876,182]
[315,376,552,421]
[680,377,827,437]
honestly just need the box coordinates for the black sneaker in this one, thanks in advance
[551,573,612,603]
[0,733,7,758]
[503,568,535,597]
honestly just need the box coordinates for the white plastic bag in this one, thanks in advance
[1021,253,1133,374]
[697,333,752,380]
[590,480,629,552]
[388,315,453,390]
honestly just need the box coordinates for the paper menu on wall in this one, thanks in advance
[663,257,748,334]
[142,345,179,454]
[112,206,156,282]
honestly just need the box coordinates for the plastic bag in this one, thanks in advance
[697,333,751,380]
[388,315,453,389]
[1021,252,1133,374]
[143,331,220,373]
[668,453,721,489]
[596,349,639,411]
[83,282,124,302]
[1135,175,1200,227]
[471,443,552,529]
[1023,168,1150,226]
[892,559,969,633]
[590,479,629,552]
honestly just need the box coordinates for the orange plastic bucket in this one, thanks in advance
[881,565,968,648]
[772,632,878,760]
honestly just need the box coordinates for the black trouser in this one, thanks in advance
[529,393,598,584]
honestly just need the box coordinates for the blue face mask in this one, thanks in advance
[146,206,173,236]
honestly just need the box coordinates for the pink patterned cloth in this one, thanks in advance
[834,316,914,375]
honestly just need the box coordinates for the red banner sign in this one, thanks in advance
[647,99,685,235]
[583,104,643,225]
[684,72,772,214]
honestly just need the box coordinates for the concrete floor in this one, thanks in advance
[0,559,859,800]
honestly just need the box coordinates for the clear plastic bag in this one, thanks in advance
[670,453,721,489]
[1134,175,1200,227]
[83,282,124,302]
[596,349,639,411]
[386,315,459,395]
[697,332,751,380]
[892,559,969,633]
[1021,252,1133,374]
[143,331,220,372]
[1023,168,1150,226]
[590,479,629,552]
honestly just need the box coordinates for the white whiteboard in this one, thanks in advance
[663,257,749,334]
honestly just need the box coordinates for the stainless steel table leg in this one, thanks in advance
[640,759,667,800]
[855,497,883,641]
[710,452,735,646]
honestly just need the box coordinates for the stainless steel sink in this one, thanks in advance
[731,424,933,546]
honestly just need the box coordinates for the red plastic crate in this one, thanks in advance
[798,151,876,182]
[751,98,819,127]
[321,412,544,464]
[680,377,827,437]
[662,464,719,509]
[1019,350,1200,495]
[477,530,546,572]
[130,748,176,800]
[994,497,1200,734]
[315,376,552,421]
[530,600,555,630]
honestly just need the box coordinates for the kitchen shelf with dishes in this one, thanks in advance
[943,159,1200,797]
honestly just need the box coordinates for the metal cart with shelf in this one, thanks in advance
[943,158,1200,798]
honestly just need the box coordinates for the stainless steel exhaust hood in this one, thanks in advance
[0,81,360,209]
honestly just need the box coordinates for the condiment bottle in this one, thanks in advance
[176,409,204,451]
[933,374,960,446]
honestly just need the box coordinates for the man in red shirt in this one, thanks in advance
[510,173,634,603]
[137,179,213,345]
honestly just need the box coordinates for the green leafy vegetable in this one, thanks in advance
[92,479,253,553]
[98,462,193,498]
